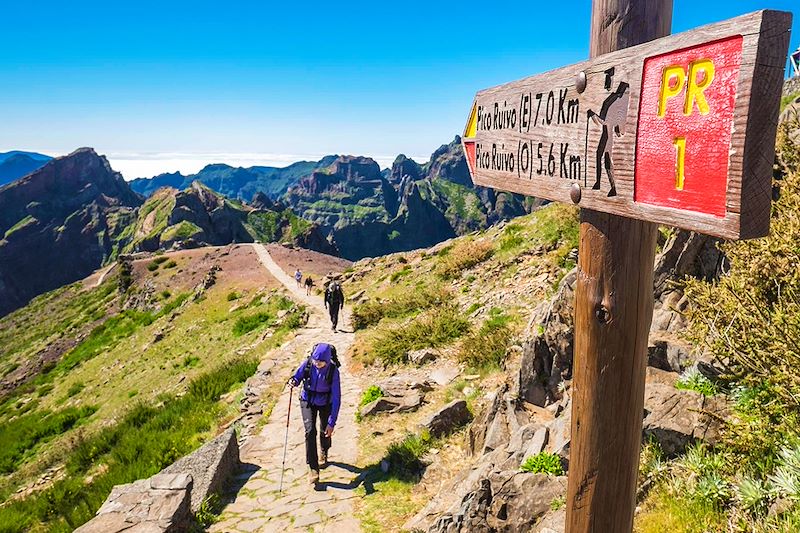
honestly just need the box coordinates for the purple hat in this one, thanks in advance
[311,343,333,363]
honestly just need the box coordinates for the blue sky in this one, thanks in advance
[1,1,798,178]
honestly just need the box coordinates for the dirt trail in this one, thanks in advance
[210,244,362,532]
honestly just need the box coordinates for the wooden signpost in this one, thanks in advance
[462,2,791,531]
[463,9,791,239]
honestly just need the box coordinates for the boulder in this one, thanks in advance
[430,365,460,386]
[642,382,729,456]
[427,472,568,533]
[421,400,472,438]
[408,348,437,365]
[359,391,424,418]
[377,375,432,397]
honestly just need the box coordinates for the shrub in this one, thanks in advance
[499,223,526,252]
[153,256,169,265]
[360,385,384,407]
[146,261,160,272]
[384,431,433,481]
[164,260,177,269]
[159,293,190,316]
[371,305,469,365]
[390,266,411,282]
[458,309,515,369]
[66,382,85,397]
[232,312,273,336]
[435,240,494,280]
[684,121,800,405]
[520,452,564,475]
[351,287,448,330]
[226,291,240,302]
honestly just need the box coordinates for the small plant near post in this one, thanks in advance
[520,452,565,476]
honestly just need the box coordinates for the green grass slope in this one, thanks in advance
[0,246,306,532]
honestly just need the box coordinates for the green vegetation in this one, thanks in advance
[436,239,494,280]
[457,308,516,369]
[781,91,800,112]
[131,191,177,248]
[0,405,97,474]
[57,310,156,372]
[0,357,257,532]
[3,215,36,239]
[66,381,85,397]
[226,291,240,301]
[390,266,411,282]
[232,312,273,336]
[674,368,719,397]
[430,178,485,228]
[351,286,448,330]
[194,493,223,529]
[359,385,385,407]
[383,430,434,481]
[305,199,387,222]
[246,208,312,243]
[520,452,564,475]
[231,294,298,337]
[370,305,470,365]
[161,221,202,242]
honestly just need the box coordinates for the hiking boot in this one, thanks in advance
[309,469,319,485]
[320,450,328,467]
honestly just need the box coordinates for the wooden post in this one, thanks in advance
[566,1,672,532]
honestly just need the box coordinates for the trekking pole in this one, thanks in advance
[278,385,294,494]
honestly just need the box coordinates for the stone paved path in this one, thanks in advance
[210,244,362,532]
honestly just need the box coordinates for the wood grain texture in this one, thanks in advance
[566,1,667,532]
[462,9,792,240]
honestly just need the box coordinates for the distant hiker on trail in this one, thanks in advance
[288,343,341,485]
[304,276,314,295]
[294,268,302,287]
[324,275,345,332]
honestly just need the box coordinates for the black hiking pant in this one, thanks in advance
[300,399,331,471]
[328,303,341,331]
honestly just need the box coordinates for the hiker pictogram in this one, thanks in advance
[585,71,630,197]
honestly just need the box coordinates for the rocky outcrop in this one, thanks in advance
[518,269,576,407]
[642,369,729,456]
[426,473,568,533]
[420,400,472,438]
[413,228,731,531]
[282,138,534,260]
[132,181,339,256]
[361,393,424,417]
[0,148,142,317]
[389,154,423,185]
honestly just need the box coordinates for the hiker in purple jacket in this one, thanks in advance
[288,343,341,485]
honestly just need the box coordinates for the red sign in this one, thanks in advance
[634,36,743,217]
